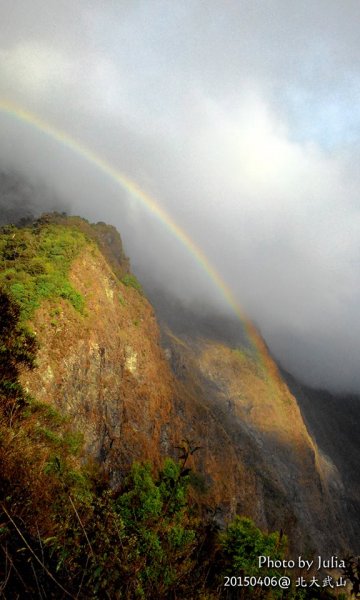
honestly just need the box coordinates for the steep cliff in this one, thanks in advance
[283,370,360,553]
[157,307,350,555]
[1,214,356,557]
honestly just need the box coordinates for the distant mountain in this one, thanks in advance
[0,170,68,226]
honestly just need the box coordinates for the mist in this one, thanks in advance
[1,1,360,392]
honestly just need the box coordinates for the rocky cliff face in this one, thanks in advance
[283,371,360,553]
[12,215,355,556]
[159,321,349,555]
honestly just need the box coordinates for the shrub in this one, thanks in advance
[0,223,86,320]
[218,516,287,598]
[121,273,143,294]
[0,288,38,417]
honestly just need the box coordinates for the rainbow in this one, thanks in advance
[0,99,261,348]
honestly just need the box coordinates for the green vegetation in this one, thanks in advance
[0,222,87,320]
[0,220,351,598]
[121,272,143,294]
[219,516,288,599]
[0,288,37,418]
[232,346,270,381]
[220,516,287,578]
[118,291,126,306]
[0,291,343,599]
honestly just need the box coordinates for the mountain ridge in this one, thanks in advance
[0,212,356,558]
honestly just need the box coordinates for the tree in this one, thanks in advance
[0,288,37,420]
[219,516,287,599]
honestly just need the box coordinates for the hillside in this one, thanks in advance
[0,213,358,597]
[283,370,360,553]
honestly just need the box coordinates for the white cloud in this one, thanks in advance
[2,1,360,390]
[0,42,73,98]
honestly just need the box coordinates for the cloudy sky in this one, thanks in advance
[1,0,360,391]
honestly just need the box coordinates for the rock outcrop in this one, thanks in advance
[14,215,356,556]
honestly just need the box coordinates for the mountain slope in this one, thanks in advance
[283,370,360,553]
[1,213,357,558]
[155,299,351,555]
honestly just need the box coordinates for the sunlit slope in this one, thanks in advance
[2,215,257,518]
[160,316,349,555]
[0,214,351,555]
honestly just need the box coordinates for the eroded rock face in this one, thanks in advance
[22,245,175,472]
[161,329,350,555]
[19,220,352,556]
[20,243,255,509]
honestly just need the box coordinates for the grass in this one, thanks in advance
[121,273,143,294]
[118,292,126,306]
[0,223,87,321]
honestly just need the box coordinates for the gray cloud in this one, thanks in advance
[1,1,360,391]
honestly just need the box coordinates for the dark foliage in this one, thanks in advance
[0,288,37,418]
